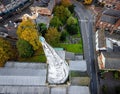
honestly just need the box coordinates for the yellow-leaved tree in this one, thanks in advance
[0,37,15,67]
[61,0,72,7]
[17,19,40,50]
[45,27,60,46]
[84,0,92,5]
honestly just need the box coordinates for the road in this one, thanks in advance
[72,1,98,94]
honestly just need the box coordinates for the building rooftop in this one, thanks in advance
[0,68,47,86]
[101,52,120,69]
[51,87,67,94]
[47,0,55,12]
[101,15,119,24]
[0,85,90,94]
[102,52,120,58]
[5,62,47,69]
[36,15,51,27]
[96,29,106,50]
[106,38,113,52]
[0,26,8,33]
[0,86,49,94]
[105,31,120,41]
[50,86,90,94]
[68,86,90,94]
[0,0,11,6]
[69,60,87,72]
[103,9,120,18]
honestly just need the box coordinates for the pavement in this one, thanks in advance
[71,0,98,94]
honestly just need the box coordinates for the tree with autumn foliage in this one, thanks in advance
[61,0,72,7]
[17,19,40,50]
[0,37,15,67]
[84,0,92,5]
[45,28,60,46]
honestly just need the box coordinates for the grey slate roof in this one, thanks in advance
[36,15,50,28]
[113,45,120,52]
[8,28,18,38]
[51,87,67,94]
[69,60,87,72]
[65,52,75,60]
[103,9,120,18]
[0,0,11,6]
[101,15,119,24]
[68,86,90,94]
[103,52,120,59]
[40,0,50,6]
[0,26,8,33]
[5,62,47,69]
[0,85,90,94]
[106,38,113,52]
[0,68,47,86]
[0,86,49,94]
[102,52,120,69]
[75,55,83,60]
[47,0,55,12]
[97,29,106,48]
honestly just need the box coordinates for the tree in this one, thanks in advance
[61,0,72,7]
[68,4,75,13]
[38,23,47,37]
[45,28,60,46]
[84,0,92,5]
[67,16,77,26]
[54,6,71,24]
[66,24,78,35]
[17,39,34,58]
[50,16,62,29]
[0,37,14,67]
[17,19,40,50]
[60,30,68,41]
[66,16,78,35]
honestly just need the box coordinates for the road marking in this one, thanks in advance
[78,19,95,22]
[79,19,88,22]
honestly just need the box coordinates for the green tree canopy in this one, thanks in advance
[0,37,15,67]
[45,27,60,46]
[50,16,62,29]
[68,4,75,13]
[17,39,34,58]
[66,24,78,35]
[66,16,78,35]
[60,30,68,41]
[67,16,77,26]
[38,23,47,37]
[54,5,71,24]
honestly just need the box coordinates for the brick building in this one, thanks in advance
[96,8,120,34]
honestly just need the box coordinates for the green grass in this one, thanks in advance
[59,43,83,54]
[18,55,46,63]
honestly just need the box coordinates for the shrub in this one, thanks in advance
[17,39,34,58]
